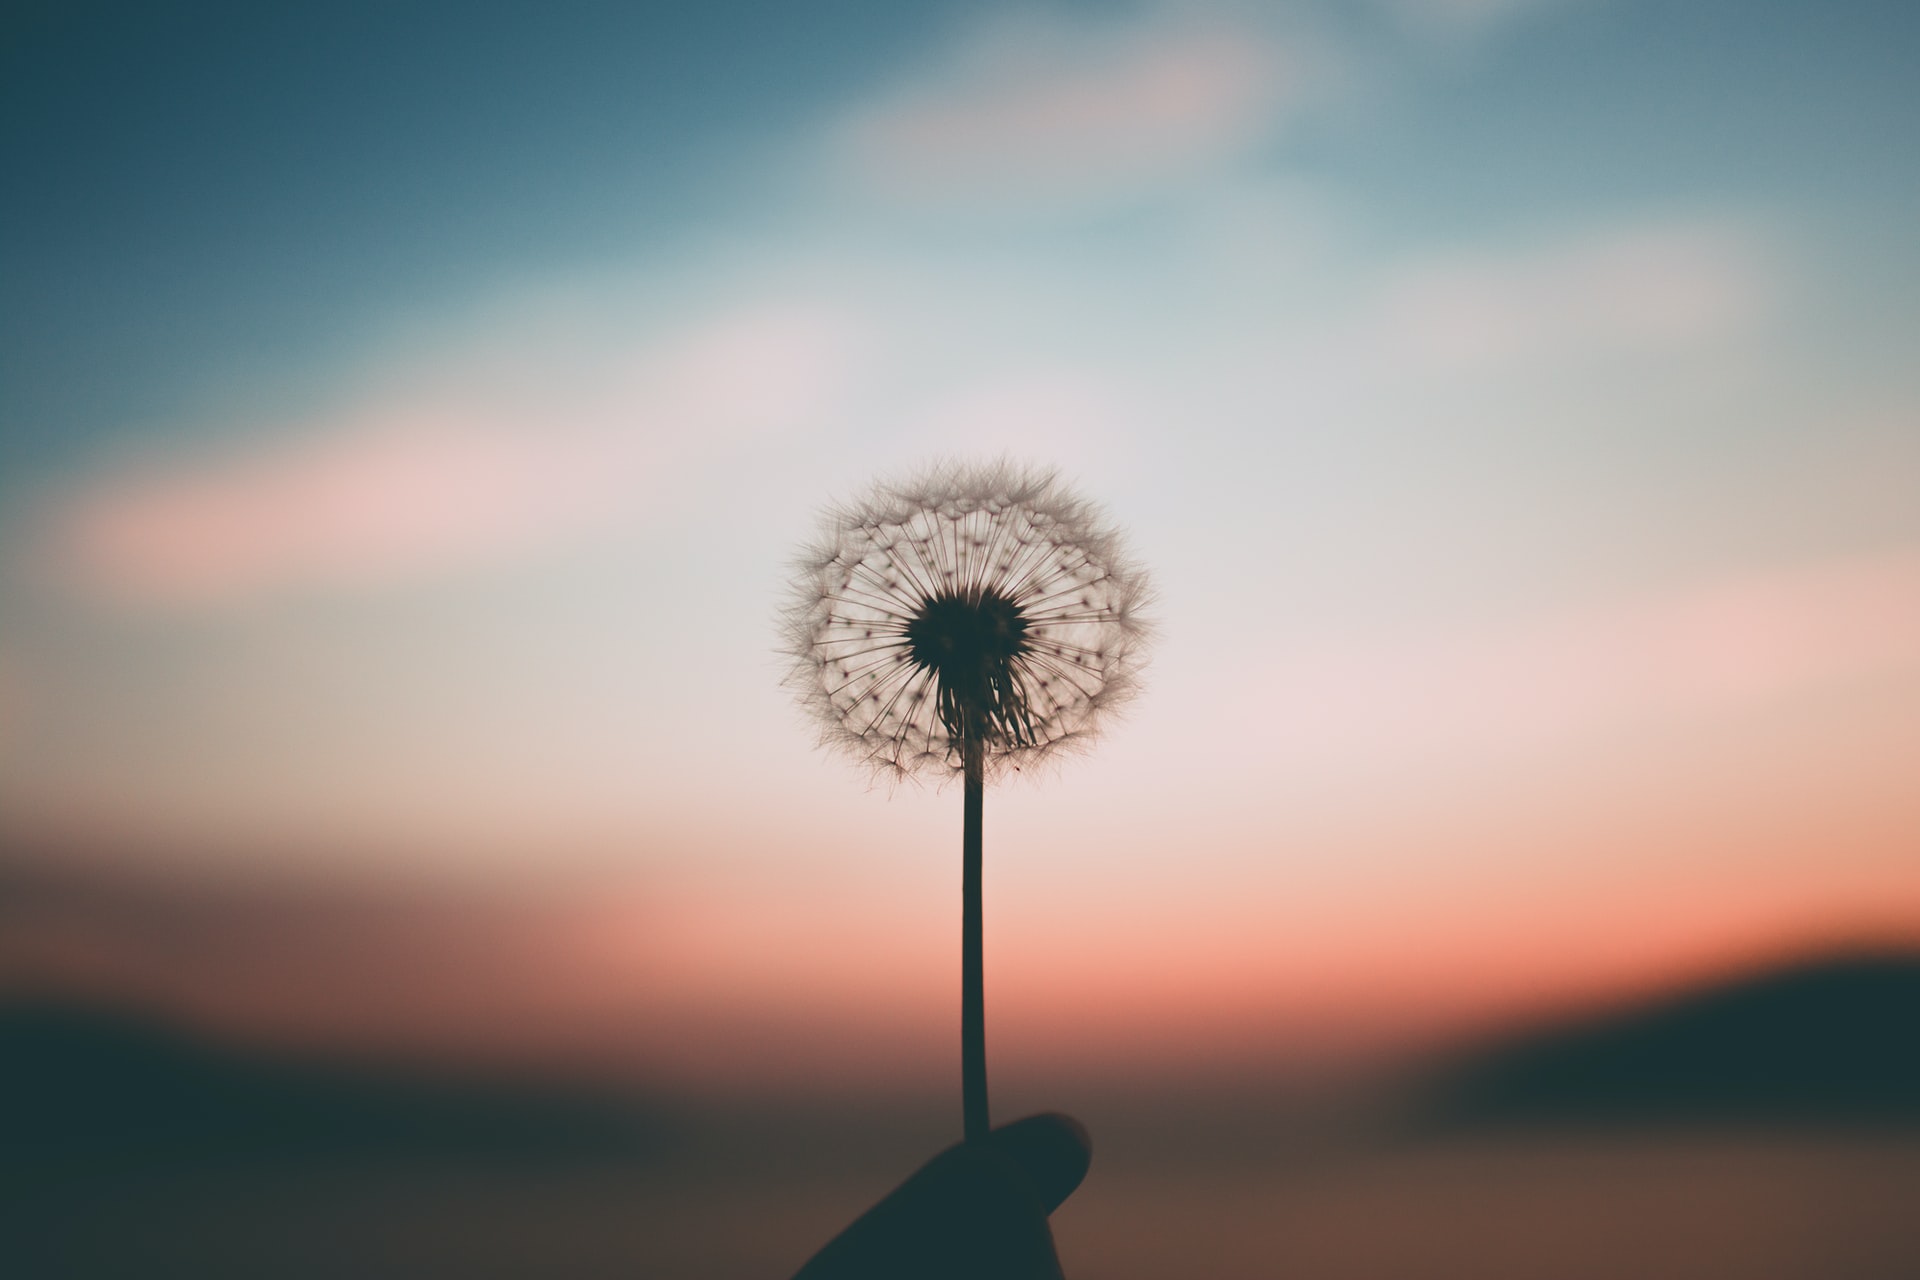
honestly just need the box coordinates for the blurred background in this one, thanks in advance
[3,1,1917,1276]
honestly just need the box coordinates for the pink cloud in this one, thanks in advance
[1233,546,1920,768]
[0,650,23,762]
[1389,0,1571,37]
[44,413,618,606]
[1374,222,1775,372]
[32,303,863,609]
[842,19,1308,203]
[905,372,1133,463]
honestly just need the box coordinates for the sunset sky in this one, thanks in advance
[3,0,1917,1091]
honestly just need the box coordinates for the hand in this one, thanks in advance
[793,1112,1092,1279]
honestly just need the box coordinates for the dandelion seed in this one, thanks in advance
[782,459,1151,1143]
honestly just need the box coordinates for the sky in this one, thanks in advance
[2,0,1917,1091]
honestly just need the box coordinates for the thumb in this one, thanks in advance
[793,1112,1092,1280]
[976,1111,1094,1214]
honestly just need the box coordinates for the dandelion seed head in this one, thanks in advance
[783,459,1151,781]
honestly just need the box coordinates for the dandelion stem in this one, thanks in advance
[961,734,989,1145]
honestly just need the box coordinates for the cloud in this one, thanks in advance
[43,412,608,606]
[903,371,1135,463]
[1232,546,1920,770]
[0,651,23,764]
[827,0,1591,210]
[1368,221,1776,373]
[837,10,1323,207]
[29,301,866,610]
[1386,0,1574,37]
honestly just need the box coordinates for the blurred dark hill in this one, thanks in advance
[1415,950,1920,1131]
[0,999,672,1170]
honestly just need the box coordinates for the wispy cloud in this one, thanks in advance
[0,650,23,765]
[836,10,1326,207]
[1385,0,1578,39]
[29,301,866,609]
[1233,546,1920,770]
[1369,221,1777,373]
[828,0,1591,210]
[902,371,1138,463]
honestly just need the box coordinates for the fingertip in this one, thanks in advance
[987,1112,1092,1213]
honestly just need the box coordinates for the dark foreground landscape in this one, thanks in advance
[6,953,1918,1279]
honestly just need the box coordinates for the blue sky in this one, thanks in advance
[7,0,1915,472]
[2,0,1917,1076]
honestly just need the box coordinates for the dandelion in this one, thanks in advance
[783,459,1150,1142]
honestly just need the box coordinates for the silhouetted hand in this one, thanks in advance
[793,1112,1092,1279]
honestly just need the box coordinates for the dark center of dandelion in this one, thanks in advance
[904,588,1036,750]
